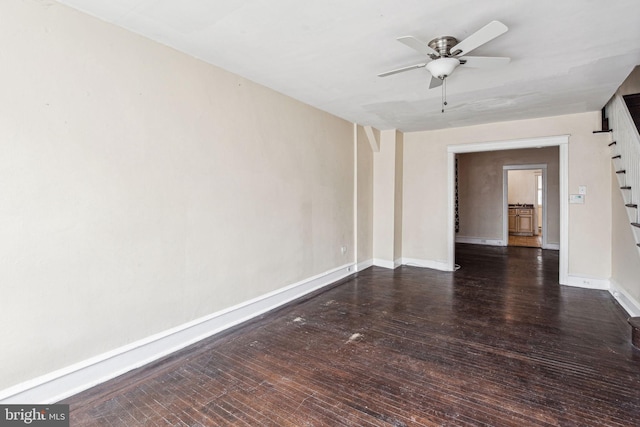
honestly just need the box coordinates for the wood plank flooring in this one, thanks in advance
[508,233,542,248]
[63,244,640,426]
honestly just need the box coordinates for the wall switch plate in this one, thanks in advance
[570,194,585,204]
[578,185,587,195]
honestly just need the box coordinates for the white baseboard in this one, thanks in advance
[373,258,396,269]
[610,279,640,317]
[401,257,453,272]
[455,236,505,246]
[356,259,373,272]
[455,236,560,251]
[564,275,610,290]
[0,263,355,404]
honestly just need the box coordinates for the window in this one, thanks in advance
[537,174,542,205]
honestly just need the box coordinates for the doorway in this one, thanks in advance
[447,135,569,285]
[504,165,546,248]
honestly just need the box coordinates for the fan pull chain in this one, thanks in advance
[441,77,448,113]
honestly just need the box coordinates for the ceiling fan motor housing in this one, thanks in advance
[427,36,459,57]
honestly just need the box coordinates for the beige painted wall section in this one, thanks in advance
[0,1,354,391]
[373,130,397,263]
[618,65,640,96]
[403,112,611,279]
[393,131,404,262]
[508,170,538,205]
[357,126,374,264]
[401,130,449,266]
[457,148,558,243]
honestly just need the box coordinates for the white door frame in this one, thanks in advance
[503,164,548,249]
[447,135,569,285]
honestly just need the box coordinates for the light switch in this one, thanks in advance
[570,194,585,204]
[578,185,587,195]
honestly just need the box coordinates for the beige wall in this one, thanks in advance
[508,169,538,206]
[373,130,403,265]
[373,130,396,263]
[393,131,404,262]
[1,1,353,391]
[618,65,640,96]
[3,0,627,398]
[357,126,374,264]
[403,112,611,279]
[457,148,559,243]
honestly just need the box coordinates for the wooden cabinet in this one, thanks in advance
[518,210,533,234]
[508,209,517,232]
[508,208,534,236]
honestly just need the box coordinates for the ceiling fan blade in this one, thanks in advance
[450,21,508,56]
[397,36,439,57]
[378,63,426,77]
[460,56,511,68]
[429,76,443,89]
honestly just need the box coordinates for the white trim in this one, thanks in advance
[0,263,355,404]
[447,135,569,154]
[610,279,640,317]
[373,258,396,269]
[353,123,359,269]
[394,258,402,268]
[503,164,548,249]
[559,143,569,285]
[356,259,374,272]
[447,134,570,285]
[447,151,456,271]
[502,163,548,170]
[543,243,560,250]
[455,236,505,246]
[564,275,610,290]
[401,257,453,272]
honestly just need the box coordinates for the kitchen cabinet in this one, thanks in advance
[508,207,534,236]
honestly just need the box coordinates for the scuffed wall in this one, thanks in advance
[0,1,353,391]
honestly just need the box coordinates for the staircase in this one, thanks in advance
[604,93,640,250]
[623,93,640,134]
[604,92,640,347]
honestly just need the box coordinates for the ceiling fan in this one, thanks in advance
[379,20,511,90]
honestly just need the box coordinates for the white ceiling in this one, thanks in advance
[56,0,640,132]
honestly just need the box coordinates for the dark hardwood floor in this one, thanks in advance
[508,233,542,248]
[63,244,640,426]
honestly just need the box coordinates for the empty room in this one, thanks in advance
[2,1,640,425]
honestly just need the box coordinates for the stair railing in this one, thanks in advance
[606,93,640,246]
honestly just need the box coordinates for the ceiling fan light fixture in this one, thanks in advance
[426,57,460,79]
